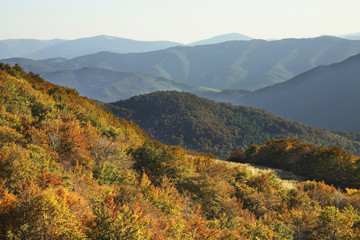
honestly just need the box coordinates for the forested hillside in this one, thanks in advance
[106,91,360,158]
[2,64,360,239]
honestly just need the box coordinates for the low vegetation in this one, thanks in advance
[229,139,360,189]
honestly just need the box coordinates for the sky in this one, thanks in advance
[1,0,359,43]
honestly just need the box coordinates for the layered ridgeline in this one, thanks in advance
[4,64,360,239]
[1,59,219,103]
[3,36,360,91]
[106,91,360,158]
[0,33,251,60]
[41,67,214,102]
[240,53,360,132]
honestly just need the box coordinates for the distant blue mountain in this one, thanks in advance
[0,39,63,58]
[188,33,252,46]
[240,53,360,132]
[26,35,181,59]
[41,67,213,102]
[3,36,360,91]
[0,35,181,59]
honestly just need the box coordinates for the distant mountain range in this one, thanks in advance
[188,33,252,46]
[4,36,360,91]
[239,53,360,132]
[26,35,181,59]
[42,67,215,102]
[0,35,180,59]
[0,39,64,59]
[0,33,252,59]
[2,32,359,59]
[106,91,360,158]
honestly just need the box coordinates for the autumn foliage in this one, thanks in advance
[1,64,360,239]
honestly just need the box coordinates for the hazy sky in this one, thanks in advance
[1,0,359,43]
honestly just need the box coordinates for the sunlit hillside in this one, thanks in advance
[1,64,360,239]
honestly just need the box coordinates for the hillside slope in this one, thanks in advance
[106,91,360,158]
[240,53,360,132]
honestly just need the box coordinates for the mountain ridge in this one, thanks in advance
[3,36,360,91]
[240,53,360,132]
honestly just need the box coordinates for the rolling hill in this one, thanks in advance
[106,91,360,158]
[240,53,360,132]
